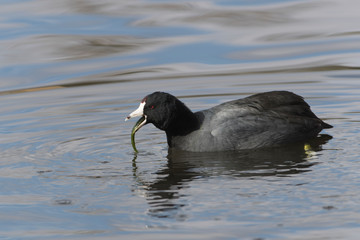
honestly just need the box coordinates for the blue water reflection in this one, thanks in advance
[1,0,360,239]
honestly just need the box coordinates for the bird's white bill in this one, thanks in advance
[125,101,145,121]
[133,115,147,133]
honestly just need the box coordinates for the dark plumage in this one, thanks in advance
[126,91,332,152]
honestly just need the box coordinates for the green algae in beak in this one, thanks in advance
[131,116,146,153]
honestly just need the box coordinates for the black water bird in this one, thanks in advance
[126,91,332,152]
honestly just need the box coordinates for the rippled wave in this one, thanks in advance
[1,0,360,239]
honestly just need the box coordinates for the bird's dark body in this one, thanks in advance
[130,91,332,152]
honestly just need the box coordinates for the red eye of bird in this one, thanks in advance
[150,105,155,109]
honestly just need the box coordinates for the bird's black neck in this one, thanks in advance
[164,104,203,148]
[166,108,200,136]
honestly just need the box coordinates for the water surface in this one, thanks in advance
[1,0,360,239]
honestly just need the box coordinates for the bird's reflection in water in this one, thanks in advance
[132,134,332,219]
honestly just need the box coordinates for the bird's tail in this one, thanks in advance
[321,121,333,129]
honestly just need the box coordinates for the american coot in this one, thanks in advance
[125,91,332,152]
